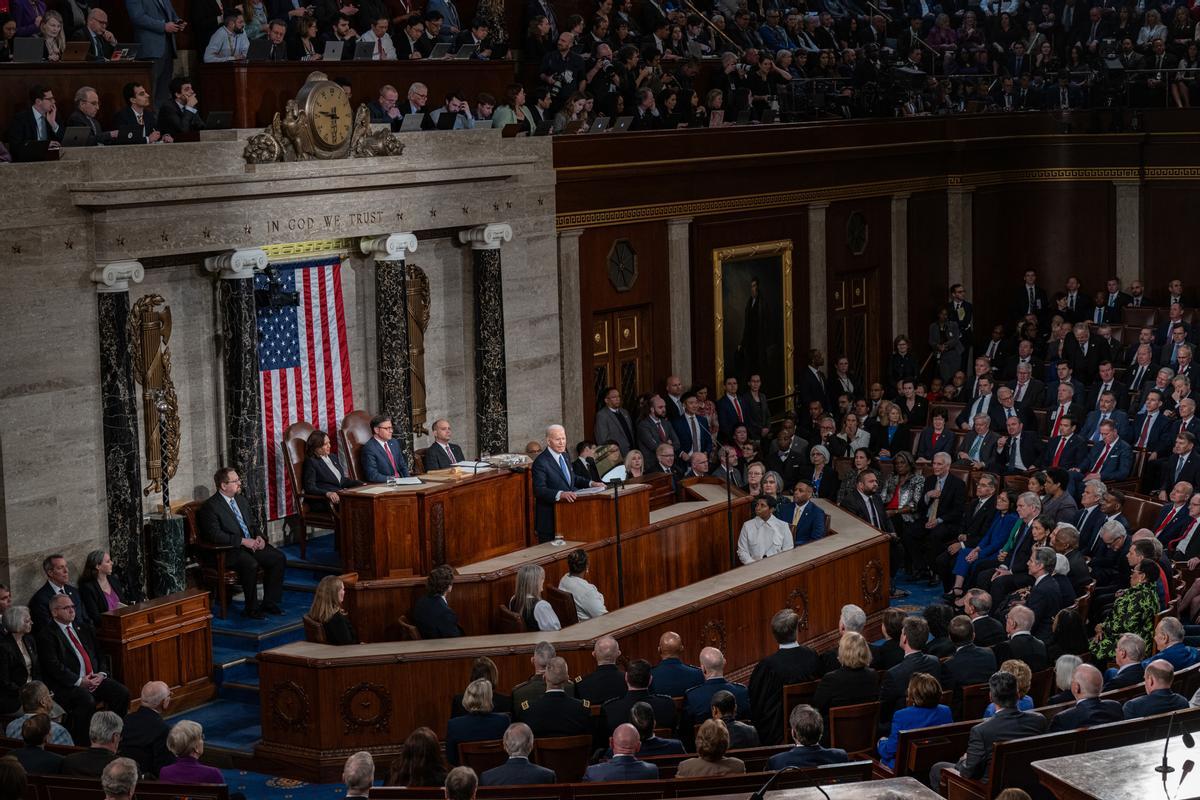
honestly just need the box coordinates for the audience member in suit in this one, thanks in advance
[676,718,747,777]
[1086,362,1129,410]
[9,713,63,775]
[1041,469,1078,524]
[767,704,849,770]
[774,479,827,545]
[942,615,999,690]
[684,648,750,729]
[576,636,627,706]
[65,86,115,147]
[1008,363,1045,408]
[956,379,1006,432]
[360,413,411,482]
[799,352,828,410]
[1151,484,1192,548]
[1082,420,1133,482]
[649,632,704,698]
[36,594,131,743]
[450,657,512,720]
[117,681,172,776]
[877,672,953,770]
[936,475,999,595]
[965,590,1007,647]
[1048,663,1123,731]
[480,723,557,785]
[813,631,881,719]
[156,77,207,138]
[818,605,879,674]
[531,424,597,543]
[1101,633,1146,692]
[411,566,464,639]
[879,617,942,723]
[996,416,1044,475]
[870,402,912,458]
[571,441,602,484]
[301,430,363,511]
[1024,546,1066,639]
[422,418,467,470]
[29,555,91,632]
[1062,323,1111,385]
[715,376,750,443]
[583,723,659,782]
[671,392,714,457]
[6,85,65,155]
[110,82,172,145]
[601,700,685,759]
[445,678,511,764]
[1080,394,1132,444]
[196,467,286,619]
[930,670,1048,787]
[709,689,758,750]
[913,453,968,579]
[61,710,122,777]
[594,386,636,456]
[521,657,590,738]
[992,605,1050,672]
[342,750,375,797]
[307,575,358,645]
[871,608,906,671]
[956,415,999,472]
[1159,433,1200,500]
[1145,618,1199,670]
[602,659,676,736]
[0,608,43,715]
[1123,659,1190,719]
[637,395,681,464]
[801,443,840,501]
[1133,390,1175,458]
[915,408,957,463]
[78,8,117,60]
[749,609,823,746]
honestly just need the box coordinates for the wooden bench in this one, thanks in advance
[26,774,230,800]
[366,761,874,798]
[641,744,791,779]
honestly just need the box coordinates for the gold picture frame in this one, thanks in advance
[713,239,794,410]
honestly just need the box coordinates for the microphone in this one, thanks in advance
[1157,710,1180,775]
[1180,759,1195,788]
[749,766,803,800]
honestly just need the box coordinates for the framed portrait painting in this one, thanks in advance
[712,239,794,406]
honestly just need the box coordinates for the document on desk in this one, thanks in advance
[355,481,422,494]
[456,460,493,470]
[576,486,608,496]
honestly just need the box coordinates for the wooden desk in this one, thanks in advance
[553,481,650,539]
[338,467,530,579]
[1034,738,1199,800]
[0,62,154,138]
[343,481,751,639]
[195,60,518,129]
[96,588,215,713]
[254,500,890,781]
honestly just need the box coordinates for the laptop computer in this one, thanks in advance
[500,123,524,138]
[12,140,53,162]
[588,116,609,133]
[110,43,140,60]
[13,37,44,63]
[206,111,233,129]
[62,41,90,62]
[353,40,376,60]
[427,42,452,59]
[434,111,458,130]
[562,119,587,134]
[398,113,426,131]
[62,126,93,147]
[322,40,344,60]
[115,126,144,144]
[611,116,633,132]
[453,43,477,59]
[532,119,553,136]
[246,38,272,61]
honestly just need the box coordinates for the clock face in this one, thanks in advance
[308,83,353,149]
[607,239,638,292]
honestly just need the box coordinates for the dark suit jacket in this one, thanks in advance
[956,397,1006,432]
[775,500,827,545]
[360,438,411,482]
[0,633,39,711]
[1123,689,1190,719]
[997,432,1044,473]
[1132,411,1174,456]
[10,745,63,775]
[302,455,360,495]
[531,449,591,538]
[64,110,106,146]
[110,106,162,144]
[197,491,259,546]
[1101,663,1143,692]
[958,707,1048,779]
[811,666,880,717]
[671,414,714,455]
[602,689,676,735]
[993,633,1049,673]
[79,575,125,625]
[118,706,172,775]
[576,664,627,706]
[1161,451,1200,495]
[156,100,206,137]
[749,645,823,745]
[1026,576,1065,639]
[915,428,956,461]
[424,442,466,470]
[36,621,101,695]
[411,594,463,639]
[943,644,998,690]
[5,109,65,148]
[798,367,826,409]
[75,28,116,60]
[61,747,115,777]
[572,457,601,484]
[1039,435,1089,474]
[880,652,941,718]
[583,755,658,782]
[29,582,90,631]
[1048,697,1123,732]
[767,744,849,770]
[481,757,556,786]
[972,615,1006,647]
[1080,410,1131,443]
[919,473,968,530]
[840,490,894,533]
[870,425,912,457]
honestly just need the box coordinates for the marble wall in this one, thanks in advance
[0,131,559,598]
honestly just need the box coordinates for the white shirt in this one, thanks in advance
[737,515,793,564]
[532,599,561,631]
[204,26,250,62]
[1176,518,1200,554]
[359,30,397,59]
[319,454,341,482]
[558,573,608,620]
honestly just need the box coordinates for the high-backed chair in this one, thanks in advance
[531,734,592,782]
[281,420,339,559]
[339,409,374,482]
[397,616,422,641]
[458,739,508,775]
[782,680,820,742]
[181,499,262,620]
[827,701,879,756]
[544,585,579,627]
[494,605,525,634]
[1122,306,1158,329]
[303,614,327,643]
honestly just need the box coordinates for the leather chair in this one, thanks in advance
[303,614,328,643]
[494,605,525,634]
[543,585,579,627]
[458,739,508,775]
[531,734,591,783]
[181,499,262,620]
[282,420,340,559]
[960,682,991,719]
[397,616,422,641]
[339,409,374,482]
[827,701,879,757]
[1122,306,1158,329]
[781,680,820,742]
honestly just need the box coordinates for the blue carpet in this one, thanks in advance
[280,532,342,568]
[889,573,947,615]
[170,700,262,751]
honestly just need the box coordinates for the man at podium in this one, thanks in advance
[424,418,466,470]
[532,424,604,543]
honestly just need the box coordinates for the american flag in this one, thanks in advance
[256,259,354,520]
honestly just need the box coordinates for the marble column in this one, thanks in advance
[1113,180,1142,287]
[205,248,269,537]
[460,223,514,456]
[666,217,694,383]
[891,194,910,337]
[91,260,146,599]
[947,186,974,299]
[807,203,829,357]
[361,233,418,466]
[557,228,586,441]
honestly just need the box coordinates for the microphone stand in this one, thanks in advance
[1157,710,1180,775]
[607,477,627,607]
[725,456,737,568]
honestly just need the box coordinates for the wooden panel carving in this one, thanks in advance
[861,558,884,604]
[787,587,810,631]
[269,680,311,732]
[341,682,392,735]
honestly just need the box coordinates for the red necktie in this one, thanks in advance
[656,420,666,442]
[66,625,93,675]
[1052,405,1066,437]
[732,396,743,422]
[1093,443,1111,474]
[1137,416,1152,448]
[444,444,456,465]
[377,38,384,58]
[1052,437,1066,467]
[1170,519,1200,551]
[1157,506,1180,534]
[382,442,400,476]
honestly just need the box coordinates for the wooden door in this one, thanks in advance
[589,306,654,438]
[829,272,878,389]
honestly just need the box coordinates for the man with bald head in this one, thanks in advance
[117,681,172,775]
[531,424,602,542]
[650,632,703,697]
[1123,659,1190,719]
[684,647,750,723]
[583,723,659,781]
[520,657,590,737]
[1048,664,1122,731]
[663,376,686,419]
[576,636,626,705]
[423,418,465,469]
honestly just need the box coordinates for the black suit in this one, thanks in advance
[1102,663,1144,692]
[971,615,1006,648]
[798,367,826,410]
[749,645,824,745]
[76,28,115,60]
[949,707,1048,782]
[118,706,172,776]
[934,496,998,591]
[29,582,90,631]
[481,756,556,786]
[602,689,676,736]
[109,107,163,144]
[1161,451,1200,495]
[880,652,942,722]
[61,747,116,777]
[811,667,880,717]
[302,455,361,499]
[993,633,1049,673]
[424,441,466,470]
[1026,575,1065,640]
[156,100,207,137]
[10,745,63,775]
[5,109,64,152]
[942,644,997,690]
[997,431,1044,474]
[78,576,125,625]
[411,594,463,639]
[196,492,286,614]
[36,621,130,744]
[65,110,106,146]
[522,690,591,738]
[1048,697,1123,732]
[576,664,627,705]
[917,473,968,571]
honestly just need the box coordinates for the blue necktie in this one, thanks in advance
[558,454,572,485]
[228,497,249,538]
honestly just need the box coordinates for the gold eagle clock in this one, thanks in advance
[295,74,354,158]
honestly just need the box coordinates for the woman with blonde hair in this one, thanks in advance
[676,718,746,777]
[160,721,226,784]
[985,659,1034,716]
[508,564,560,631]
[624,448,645,478]
[451,655,512,717]
[38,10,65,61]
[812,631,880,717]
[445,678,510,764]
[307,575,358,645]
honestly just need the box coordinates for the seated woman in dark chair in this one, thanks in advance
[450,656,512,718]
[412,565,465,639]
[302,430,362,510]
[445,678,511,765]
[0,606,40,715]
[307,575,358,645]
[78,550,125,623]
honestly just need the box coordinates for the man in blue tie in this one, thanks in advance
[531,424,602,543]
[197,467,287,619]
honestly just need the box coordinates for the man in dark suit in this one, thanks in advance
[767,704,849,770]
[594,386,636,456]
[1048,664,1122,732]
[410,565,463,639]
[965,590,1006,647]
[996,416,1043,475]
[671,393,714,458]
[1168,494,1200,561]
[360,414,410,481]
[935,475,998,594]
[774,479,827,545]
[993,605,1049,672]
[1063,322,1111,385]
[879,617,942,722]
[1014,269,1048,319]
[576,636,626,706]
[749,609,823,746]
[571,441,602,484]
[841,470,904,589]
[715,376,749,443]
[1123,659,1190,719]
[637,395,681,464]
[583,724,659,782]
[1080,393,1131,444]
[930,671,1048,787]
[1003,342,1042,384]
[481,723,557,785]
[65,87,114,147]
[156,77,207,138]
[78,8,117,60]
[1132,390,1174,458]
[943,615,998,691]
[9,714,64,776]
[799,351,827,410]
[1086,362,1129,411]
[602,659,676,736]
[917,454,968,579]
[993,387,1037,432]
[1151,482,1193,548]
[118,681,172,776]
[531,424,598,543]
[6,85,64,160]
[521,657,591,738]
[1024,547,1065,640]
[1042,418,1088,479]
[1102,633,1146,691]
[37,594,131,746]
[29,554,91,631]
[684,648,750,725]
[423,417,466,470]
[61,710,122,777]
[110,82,171,145]
[956,377,1005,432]
[1159,432,1200,500]
[1008,363,1045,410]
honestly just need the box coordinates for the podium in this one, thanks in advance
[338,468,530,579]
[553,482,651,541]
